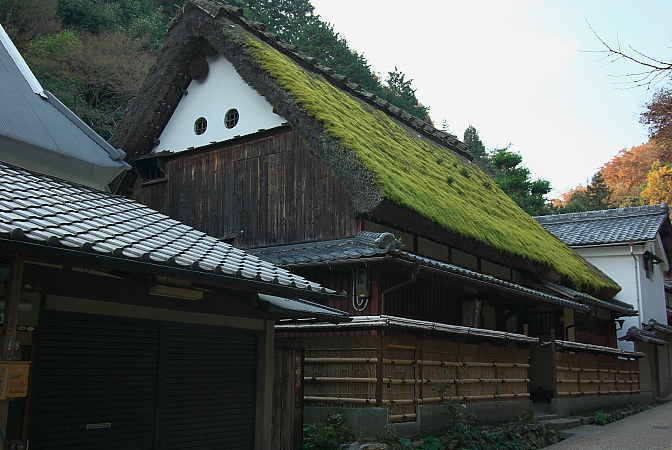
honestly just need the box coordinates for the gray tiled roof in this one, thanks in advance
[535,204,669,246]
[540,281,637,316]
[0,25,129,190]
[276,315,539,344]
[249,231,399,265]
[0,161,340,300]
[619,326,668,345]
[251,232,595,313]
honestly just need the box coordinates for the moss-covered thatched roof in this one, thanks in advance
[114,0,620,299]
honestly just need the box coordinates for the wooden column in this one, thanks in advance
[0,255,24,450]
[550,329,558,399]
[1,255,25,352]
[375,331,384,407]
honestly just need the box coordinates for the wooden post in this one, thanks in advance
[0,255,24,450]
[417,336,424,407]
[550,329,558,399]
[1,255,24,351]
[375,331,384,407]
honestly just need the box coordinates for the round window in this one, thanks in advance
[224,109,239,129]
[194,117,207,135]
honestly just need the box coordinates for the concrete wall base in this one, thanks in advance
[551,393,655,416]
[304,407,390,440]
[305,401,533,440]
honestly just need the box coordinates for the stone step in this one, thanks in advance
[538,417,581,432]
[558,424,605,441]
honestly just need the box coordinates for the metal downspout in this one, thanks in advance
[630,241,642,328]
[380,262,420,316]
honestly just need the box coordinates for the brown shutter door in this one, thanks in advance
[157,326,257,449]
[30,312,258,449]
[30,311,160,450]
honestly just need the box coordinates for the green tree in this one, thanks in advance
[378,67,430,122]
[58,0,165,48]
[463,125,492,175]
[557,171,613,213]
[584,171,612,210]
[292,21,379,93]
[0,0,61,45]
[463,125,486,159]
[227,0,431,122]
[489,148,553,215]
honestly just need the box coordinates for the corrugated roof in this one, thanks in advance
[0,161,343,302]
[0,25,129,190]
[535,204,670,246]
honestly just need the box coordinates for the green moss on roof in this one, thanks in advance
[246,39,619,295]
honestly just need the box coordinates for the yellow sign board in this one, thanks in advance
[0,362,30,399]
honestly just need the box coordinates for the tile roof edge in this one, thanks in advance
[535,203,669,224]
[0,235,344,302]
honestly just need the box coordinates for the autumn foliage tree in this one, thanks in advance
[600,141,660,206]
[642,88,672,158]
[641,162,672,205]
[556,172,613,213]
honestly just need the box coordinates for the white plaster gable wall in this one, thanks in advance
[155,55,286,153]
[575,244,667,352]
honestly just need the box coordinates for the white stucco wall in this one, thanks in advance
[575,242,667,352]
[155,55,286,153]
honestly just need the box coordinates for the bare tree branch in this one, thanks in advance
[582,21,672,89]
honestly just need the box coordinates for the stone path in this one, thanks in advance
[548,402,672,449]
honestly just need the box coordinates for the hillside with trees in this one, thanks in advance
[1,0,430,141]
[3,0,671,216]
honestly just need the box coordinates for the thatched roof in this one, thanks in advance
[113,0,620,299]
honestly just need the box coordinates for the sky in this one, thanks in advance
[309,0,672,197]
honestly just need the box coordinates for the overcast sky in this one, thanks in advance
[309,0,672,197]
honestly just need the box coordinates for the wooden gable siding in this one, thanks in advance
[131,129,359,248]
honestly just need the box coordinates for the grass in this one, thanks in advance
[246,38,620,296]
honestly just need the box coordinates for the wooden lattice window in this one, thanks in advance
[224,109,239,129]
[194,117,207,135]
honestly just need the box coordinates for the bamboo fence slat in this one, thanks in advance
[282,335,531,423]
[555,350,640,398]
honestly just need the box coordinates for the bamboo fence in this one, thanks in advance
[278,335,530,423]
[554,351,640,398]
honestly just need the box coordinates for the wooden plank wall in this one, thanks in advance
[278,335,530,423]
[555,352,640,397]
[575,317,617,348]
[291,265,463,323]
[272,347,304,450]
[131,130,359,247]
